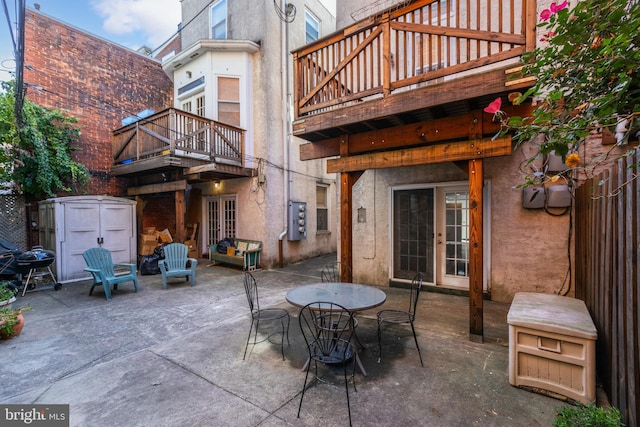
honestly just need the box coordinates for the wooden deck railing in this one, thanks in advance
[112,108,244,167]
[293,0,536,118]
[575,150,639,427]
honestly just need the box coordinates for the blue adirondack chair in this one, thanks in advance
[158,243,197,289]
[82,247,139,300]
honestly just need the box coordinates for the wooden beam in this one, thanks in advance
[340,172,356,283]
[298,103,533,161]
[293,65,533,138]
[185,163,255,176]
[300,137,341,161]
[135,196,145,238]
[468,159,484,341]
[175,190,185,243]
[326,137,512,173]
[127,180,188,196]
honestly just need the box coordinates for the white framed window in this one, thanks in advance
[305,10,320,43]
[316,184,328,232]
[182,101,192,113]
[211,0,227,40]
[217,76,240,126]
[196,95,205,117]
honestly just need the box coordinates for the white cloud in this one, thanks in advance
[92,0,181,47]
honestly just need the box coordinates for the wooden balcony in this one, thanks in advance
[292,0,537,144]
[112,108,253,181]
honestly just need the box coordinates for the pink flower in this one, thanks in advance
[540,1,567,21]
[550,0,568,13]
[484,97,502,114]
[540,8,552,21]
[540,31,557,42]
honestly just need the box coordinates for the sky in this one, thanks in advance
[0,0,182,82]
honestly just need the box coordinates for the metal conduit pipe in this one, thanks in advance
[278,0,291,268]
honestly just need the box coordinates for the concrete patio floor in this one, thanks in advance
[0,253,570,426]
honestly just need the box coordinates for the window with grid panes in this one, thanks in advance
[316,185,328,232]
[196,95,205,117]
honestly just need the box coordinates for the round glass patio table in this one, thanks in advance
[286,282,387,312]
[287,282,386,376]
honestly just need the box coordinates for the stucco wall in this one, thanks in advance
[179,0,338,268]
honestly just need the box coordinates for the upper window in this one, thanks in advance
[211,0,227,40]
[218,76,240,126]
[305,10,319,43]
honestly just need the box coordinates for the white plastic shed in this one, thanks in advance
[38,196,137,283]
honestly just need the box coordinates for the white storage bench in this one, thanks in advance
[507,292,597,404]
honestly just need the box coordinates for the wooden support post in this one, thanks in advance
[468,159,484,342]
[135,196,145,237]
[175,191,185,243]
[340,172,354,283]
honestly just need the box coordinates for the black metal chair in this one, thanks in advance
[242,271,290,360]
[321,261,352,283]
[297,302,357,427]
[376,272,424,367]
[321,261,365,350]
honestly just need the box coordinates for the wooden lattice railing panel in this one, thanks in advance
[293,0,536,118]
[112,108,244,166]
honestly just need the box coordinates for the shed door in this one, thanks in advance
[59,201,134,281]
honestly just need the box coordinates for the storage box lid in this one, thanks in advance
[507,292,597,340]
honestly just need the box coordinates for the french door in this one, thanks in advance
[392,184,472,290]
[204,195,237,250]
[392,189,435,282]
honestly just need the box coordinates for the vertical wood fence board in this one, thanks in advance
[575,150,639,427]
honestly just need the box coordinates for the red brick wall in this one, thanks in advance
[23,9,174,197]
[141,196,177,238]
[153,33,182,62]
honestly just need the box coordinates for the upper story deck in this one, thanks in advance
[292,0,537,149]
[111,108,253,183]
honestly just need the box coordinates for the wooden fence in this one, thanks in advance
[575,148,639,426]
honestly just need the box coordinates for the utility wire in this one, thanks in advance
[1,0,17,55]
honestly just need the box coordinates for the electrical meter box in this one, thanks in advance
[288,201,307,241]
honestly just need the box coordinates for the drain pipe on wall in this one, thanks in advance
[278,0,292,268]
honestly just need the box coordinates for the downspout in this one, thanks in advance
[278,0,291,268]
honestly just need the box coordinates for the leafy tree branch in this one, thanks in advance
[487,0,640,186]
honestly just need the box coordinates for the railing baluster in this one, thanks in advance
[293,0,533,117]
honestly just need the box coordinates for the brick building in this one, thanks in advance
[23,8,173,197]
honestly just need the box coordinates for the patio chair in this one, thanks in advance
[242,271,290,360]
[158,243,197,289]
[321,261,363,349]
[297,301,357,427]
[321,261,352,283]
[376,272,424,367]
[82,247,139,300]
